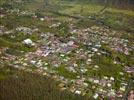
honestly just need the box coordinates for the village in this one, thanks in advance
[0,0,134,100]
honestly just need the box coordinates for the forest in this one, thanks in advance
[61,0,134,7]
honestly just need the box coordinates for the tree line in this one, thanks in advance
[94,0,134,7]
[62,0,134,8]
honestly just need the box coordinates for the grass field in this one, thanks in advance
[21,0,134,32]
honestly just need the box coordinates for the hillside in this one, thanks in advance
[0,0,134,100]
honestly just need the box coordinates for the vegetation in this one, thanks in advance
[0,66,86,100]
[0,0,134,100]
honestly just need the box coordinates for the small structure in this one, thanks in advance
[22,38,35,46]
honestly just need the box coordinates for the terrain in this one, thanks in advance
[0,0,134,100]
